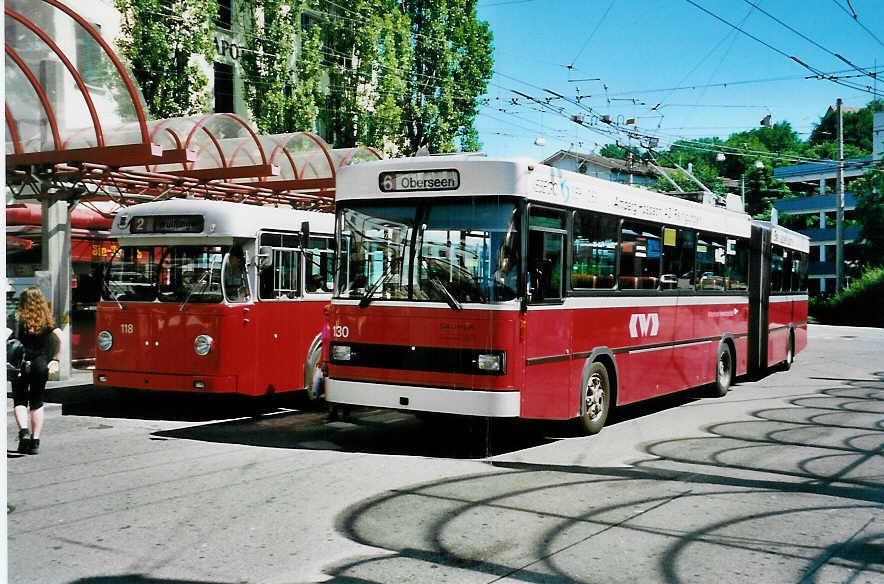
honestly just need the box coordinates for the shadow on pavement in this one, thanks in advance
[68,576,233,584]
[150,384,706,459]
[314,371,884,583]
[14,384,323,423]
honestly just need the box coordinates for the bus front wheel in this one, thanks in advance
[576,362,611,435]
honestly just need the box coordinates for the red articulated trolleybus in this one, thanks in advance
[326,155,809,433]
[93,199,335,397]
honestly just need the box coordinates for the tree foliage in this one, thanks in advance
[317,0,412,153]
[848,163,884,267]
[400,0,494,154]
[115,0,493,154]
[809,100,883,153]
[239,0,309,134]
[114,0,217,118]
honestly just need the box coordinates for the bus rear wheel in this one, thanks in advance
[577,362,611,435]
[782,334,794,371]
[712,343,734,397]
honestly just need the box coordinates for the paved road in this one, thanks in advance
[6,324,884,584]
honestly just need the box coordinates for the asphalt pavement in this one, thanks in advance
[6,324,884,584]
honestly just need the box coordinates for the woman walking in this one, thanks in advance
[8,287,61,455]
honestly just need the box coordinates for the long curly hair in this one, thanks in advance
[15,287,55,335]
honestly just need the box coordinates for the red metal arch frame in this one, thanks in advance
[7,6,104,148]
[4,44,62,150]
[40,0,150,145]
[5,0,160,168]
[6,104,23,155]
[5,1,382,210]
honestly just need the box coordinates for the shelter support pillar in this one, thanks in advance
[41,199,72,380]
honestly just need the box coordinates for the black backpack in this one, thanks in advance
[7,337,25,378]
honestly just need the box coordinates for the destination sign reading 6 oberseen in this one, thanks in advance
[379,169,460,192]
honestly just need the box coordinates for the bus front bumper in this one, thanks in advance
[93,370,237,393]
[326,379,520,417]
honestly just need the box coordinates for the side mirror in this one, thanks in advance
[256,246,273,268]
[301,221,310,247]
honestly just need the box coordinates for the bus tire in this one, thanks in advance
[712,343,734,397]
[576,362,611,435]
[782,333,794,371]
[303,336,323,400]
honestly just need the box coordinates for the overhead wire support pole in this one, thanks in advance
[836,98,845,293]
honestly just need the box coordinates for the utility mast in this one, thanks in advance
[836,98,845,293]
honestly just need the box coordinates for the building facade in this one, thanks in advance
[772,110,884,294]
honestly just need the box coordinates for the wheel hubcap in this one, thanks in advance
[584,373,605,421]
[719,352,731,385]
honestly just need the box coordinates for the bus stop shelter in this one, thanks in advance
[5,0,382,377]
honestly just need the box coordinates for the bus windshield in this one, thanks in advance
[336,199,520,305]
[158,246,225,303]
[103,246,164,302]
[103,245,228,303]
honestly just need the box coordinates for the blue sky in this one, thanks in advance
[474,0,884,161]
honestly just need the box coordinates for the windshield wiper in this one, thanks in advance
[359,261,398,308]
[102,279,126,310]
[179,258,218,312]
[421,258,462,311]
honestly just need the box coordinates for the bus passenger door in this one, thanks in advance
[257,235,302,393]
[522,206,571,419]
[748,224,770,374]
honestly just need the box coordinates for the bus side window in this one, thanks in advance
[661,226,695,290]
[770,245,785,292]
[305,236,334,294]
[619,221,661,290]
[527,207,565,303]
[571,211,617,290]
[797,251,809,291]
[259,232,301,300]
[727,237,749,291]
[696,232,727,291]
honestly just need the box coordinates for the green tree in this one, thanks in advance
[400,0,493,154]
[599,143,641,160]
[318,0,411,152]
[809,100,883,153]
[848,163,884,267]
[239,0,324,135]
[115,0,217,118]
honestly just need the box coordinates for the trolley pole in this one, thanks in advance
[836,98,845,294]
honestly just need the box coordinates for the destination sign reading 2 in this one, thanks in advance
[379,169,460,192]
[130,215,204,234]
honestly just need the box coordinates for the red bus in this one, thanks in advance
[326,156,809,433]
[93,199,335,397]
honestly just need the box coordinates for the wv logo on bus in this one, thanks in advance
[629,313,660,338]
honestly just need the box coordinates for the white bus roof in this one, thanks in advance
[337,155,758,237]
[112,199,334,246]
[758,221,811,253]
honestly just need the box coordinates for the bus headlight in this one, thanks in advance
[97,330,113,351]
[332,345,352,361]
[477,353,503,372]
[194,334,214,356]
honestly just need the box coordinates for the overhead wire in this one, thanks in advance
[569,0,617,68]
[830,0,884,50]
[683,0,880,96]
[740,0,876,80]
